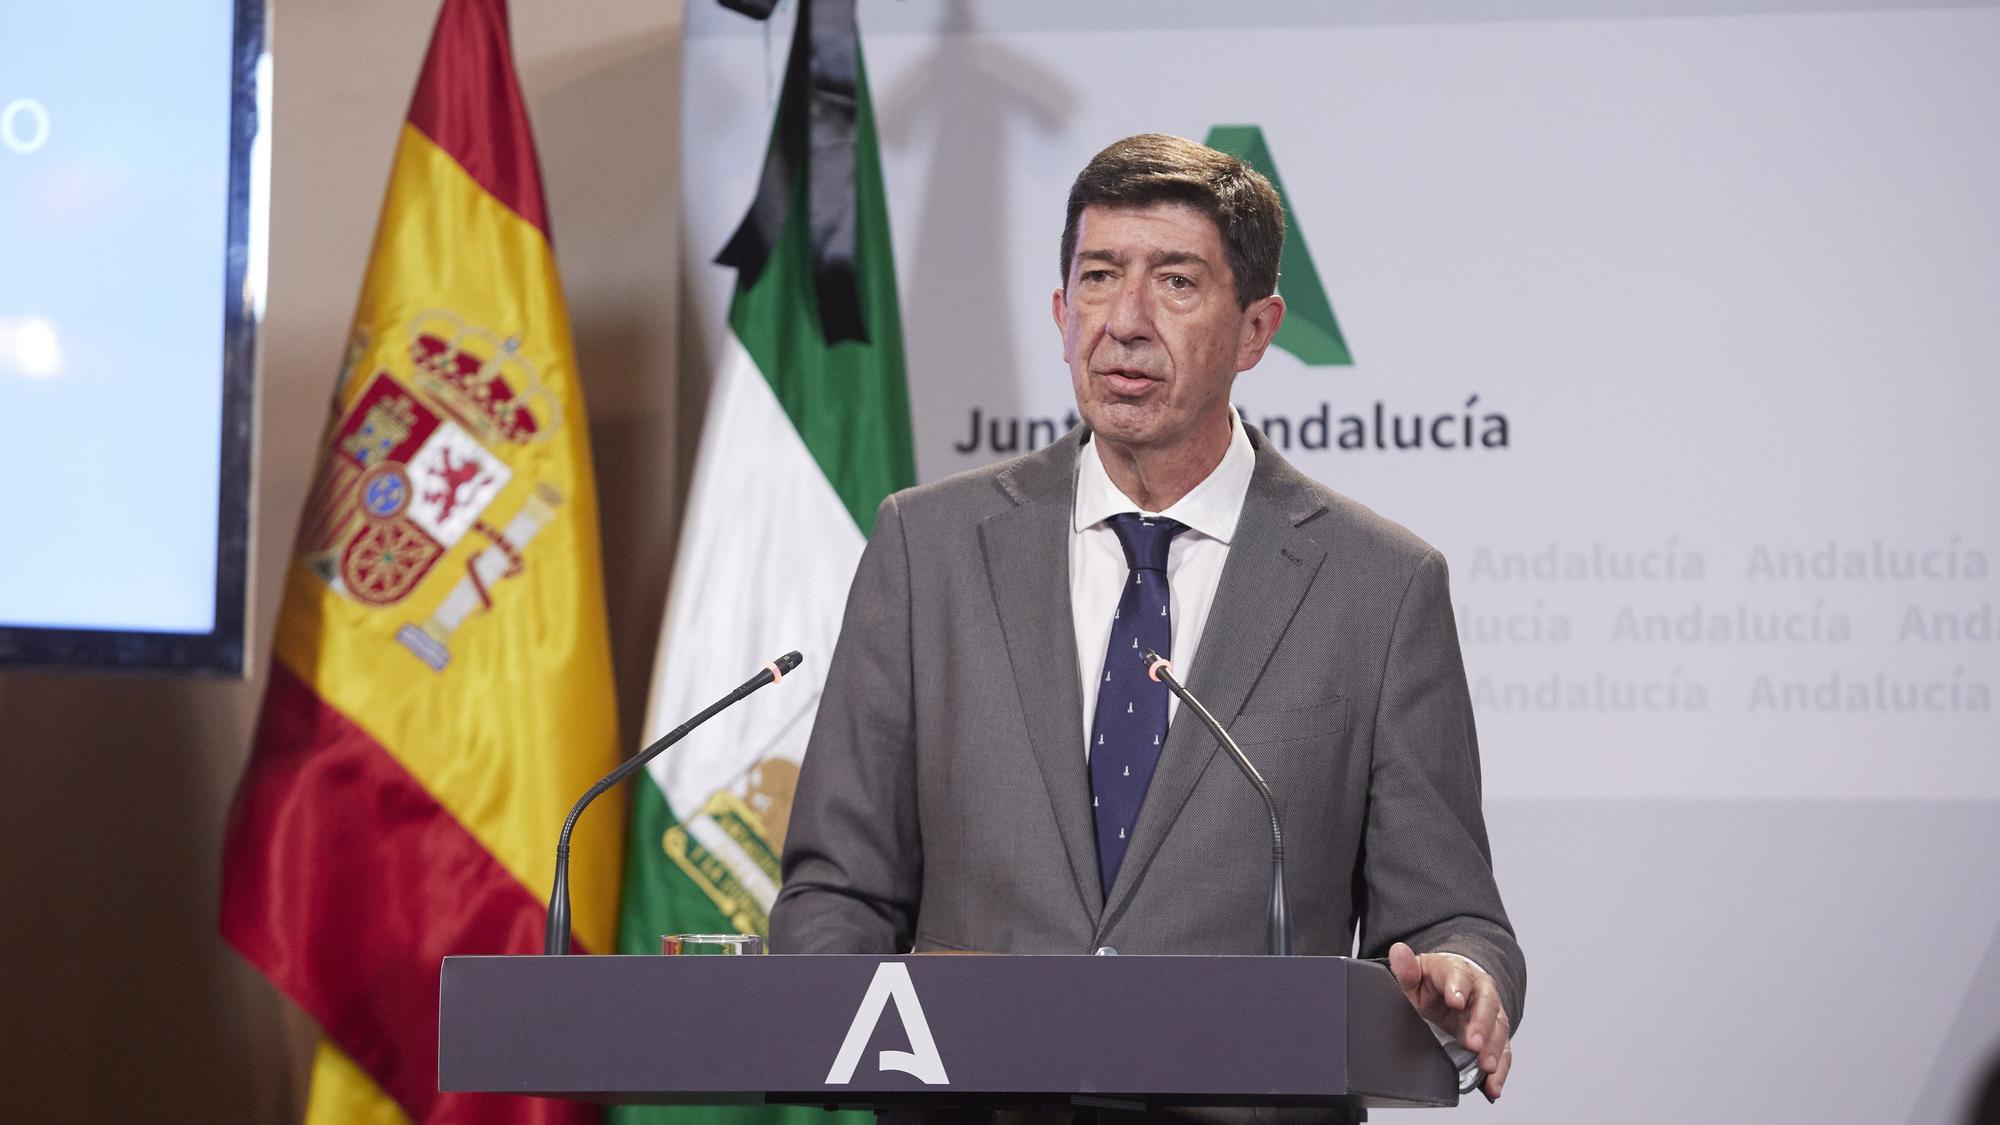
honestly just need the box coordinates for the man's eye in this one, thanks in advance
[1164,274,1192,290]
[1082,270,1114,283]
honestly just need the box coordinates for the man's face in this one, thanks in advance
[1053,202,1283,458]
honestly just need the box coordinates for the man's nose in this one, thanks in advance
[1105,276,1153,343]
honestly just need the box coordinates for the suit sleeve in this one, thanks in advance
[769,493,922,954]
[1355,548,1527,1026]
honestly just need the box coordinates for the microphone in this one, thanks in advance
[543,651,804,955]
[1141,648,1291,957]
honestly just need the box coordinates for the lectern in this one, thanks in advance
[440,954,1460,1113]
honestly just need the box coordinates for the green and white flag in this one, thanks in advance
[611,13,913,1124]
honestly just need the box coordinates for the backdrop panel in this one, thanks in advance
[682,4,2000,1121]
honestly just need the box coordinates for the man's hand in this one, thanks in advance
[1387,941,1512,1101]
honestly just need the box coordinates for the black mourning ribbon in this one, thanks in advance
[715,0,867,345]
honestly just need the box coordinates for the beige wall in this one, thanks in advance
[0,0,689,1118]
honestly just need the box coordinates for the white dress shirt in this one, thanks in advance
[1070,409,1256,757]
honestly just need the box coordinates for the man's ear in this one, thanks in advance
[1052,286,1072,362]
[1235,293,1287,372]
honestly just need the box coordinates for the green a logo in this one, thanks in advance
[1204,125,1353,367]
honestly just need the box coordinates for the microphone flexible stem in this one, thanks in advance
[544,653,799,954]
[1144,650,1292,956]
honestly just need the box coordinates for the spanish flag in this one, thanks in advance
[220,2,619,1122]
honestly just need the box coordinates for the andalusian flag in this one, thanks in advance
[220,1,620,1122]
[610,4,911,1121]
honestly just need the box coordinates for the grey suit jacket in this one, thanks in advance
[772,425,1525,1027]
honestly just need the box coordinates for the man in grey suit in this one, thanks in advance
[772,134,1521,1103]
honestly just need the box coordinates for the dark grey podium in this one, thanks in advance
[439,954,1460,1113]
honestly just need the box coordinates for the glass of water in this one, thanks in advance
[661,933,764,955]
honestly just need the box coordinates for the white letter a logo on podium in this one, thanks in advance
[825,962,951,1085]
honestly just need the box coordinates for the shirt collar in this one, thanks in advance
[1073,408,1254,544]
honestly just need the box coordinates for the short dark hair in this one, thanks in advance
[1059,133,1285,309]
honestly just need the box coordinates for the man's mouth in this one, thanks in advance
[1096,368,1159,396]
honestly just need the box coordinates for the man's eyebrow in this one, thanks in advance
[1074,248,1214,269]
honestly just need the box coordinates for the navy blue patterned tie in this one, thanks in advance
[1089,513,1187,895]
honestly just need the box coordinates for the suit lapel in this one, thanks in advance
[1098,433,1329,934]
[979,432,1104,924]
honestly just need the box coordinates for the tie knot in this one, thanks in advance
[1107,513,1186,572]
